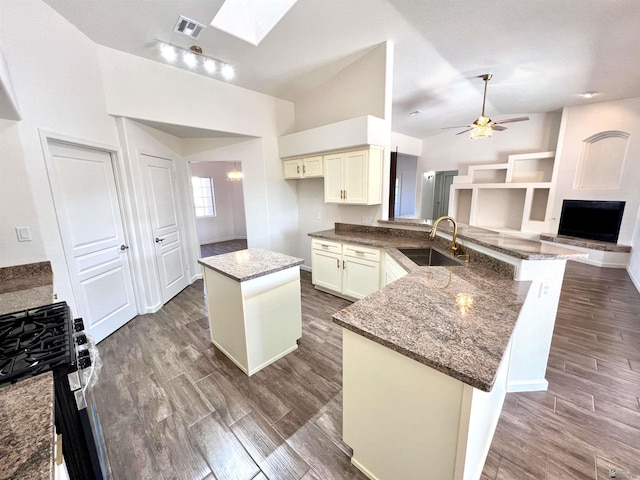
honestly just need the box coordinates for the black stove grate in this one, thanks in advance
[0,302,73,383]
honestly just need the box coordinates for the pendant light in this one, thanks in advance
[226,162,243,182]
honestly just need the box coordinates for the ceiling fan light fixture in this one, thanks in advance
[470,116,492,139]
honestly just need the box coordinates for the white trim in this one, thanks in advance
[37,129,140,324]
[506,378,549,393]
[350,457,380,480]
[627,265,640,294]
[300,264,312,273]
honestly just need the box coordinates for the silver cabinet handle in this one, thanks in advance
[320,244,330,248]
[336,258,340,268]
[343,260,346,269]
[354,250,365,255]
[303,165,306,174]
[120,244,129,251]
[297,165,300,174]
[155,237,164,243]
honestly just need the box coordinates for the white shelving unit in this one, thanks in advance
[449,151,557,234]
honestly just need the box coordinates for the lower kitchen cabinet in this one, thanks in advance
[311,239,381,300]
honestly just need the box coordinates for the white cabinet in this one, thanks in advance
[384,254,408,286]
[283,155,323,179]
[323,147,383,205]
[311,240,342,292]
[311,239,381,300]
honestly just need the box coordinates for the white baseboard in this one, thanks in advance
[351,456,380,480]
[300,264,312,273]
[506,379,549,393]
[627,265,640,294]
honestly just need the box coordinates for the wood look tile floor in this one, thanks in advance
[96,261,640,480]
[200,239,248,258]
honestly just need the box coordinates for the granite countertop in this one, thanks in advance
[378,219,587,260]
[199,248,304,282]
[309,224,531,391]
[0,262,54,316]
[333,266,529,391]
[0,372,55,480]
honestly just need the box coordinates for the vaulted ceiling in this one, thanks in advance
[44,0,640,139]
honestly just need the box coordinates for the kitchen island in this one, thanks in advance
[198,249,304,376]
[309,223,585,480]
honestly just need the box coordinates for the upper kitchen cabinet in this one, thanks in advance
[324,146,383,205]
[283,155,323,179]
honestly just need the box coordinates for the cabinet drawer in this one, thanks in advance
[343,244,381,262]
[311,238,342,254]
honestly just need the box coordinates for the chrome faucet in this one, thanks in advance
[430,216,458,255]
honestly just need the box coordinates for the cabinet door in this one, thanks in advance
[324,153,344,203]
[303,156,323,178]
[342,256,380,300]
[343,150,368,204]
[311,250,342,292]
[283,159,302,179]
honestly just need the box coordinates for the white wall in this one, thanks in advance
[294,42,389,132]
[419,113,561,175]
[0,0,121,313]
[551,97,640,246]
[391,131,422,156]
[292,43,393,264]
[190,161,246,245]
[98,47,299,257]
[417,112,561,223]
[0,0,300,320]
[628,206,640,291]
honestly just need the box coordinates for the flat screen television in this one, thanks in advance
[558,200,625,243]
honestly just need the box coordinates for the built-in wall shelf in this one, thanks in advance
[449,151,557,234]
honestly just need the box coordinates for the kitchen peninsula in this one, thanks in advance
[198,249,304,376]
[309,223,585,480]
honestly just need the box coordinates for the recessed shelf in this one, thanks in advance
[449,151,556,234]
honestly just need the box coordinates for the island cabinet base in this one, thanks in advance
[204,266,302,376]
[342,329,511,480]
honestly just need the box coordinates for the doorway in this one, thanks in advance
[189,161,247,258]
[389,153,419,218]
[421,170,458,220]
[140,153,190,304]
[44,139,137,342]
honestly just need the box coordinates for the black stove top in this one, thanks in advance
[0,302,74,383]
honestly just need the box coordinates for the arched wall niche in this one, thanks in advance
[574,130,630,190]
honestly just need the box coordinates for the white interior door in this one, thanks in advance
[47,141,137,343]
[141,154,189,304]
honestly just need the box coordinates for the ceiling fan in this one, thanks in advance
[443,74,529,139]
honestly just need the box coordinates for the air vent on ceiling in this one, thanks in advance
[174,16,205,39]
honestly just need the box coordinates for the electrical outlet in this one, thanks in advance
[361,216,373,225]
[316,211,321,220]
[539,283,551,297]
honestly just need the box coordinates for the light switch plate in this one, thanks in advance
[16,226,32,242]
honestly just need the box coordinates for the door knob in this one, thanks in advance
[120,244,129,251]
[155,237,164,243]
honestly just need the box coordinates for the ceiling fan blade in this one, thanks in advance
[442,125,471,130]
[455,128,473,136]
[492,125,507,131]
[493,116,529,125]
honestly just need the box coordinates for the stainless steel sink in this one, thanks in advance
[398,247,464,267]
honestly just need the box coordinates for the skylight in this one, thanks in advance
[210,0,298,46]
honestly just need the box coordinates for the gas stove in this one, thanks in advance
[0,302,92,383]
[0,302,105,479]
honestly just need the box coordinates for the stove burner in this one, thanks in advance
[0,302,73,383]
